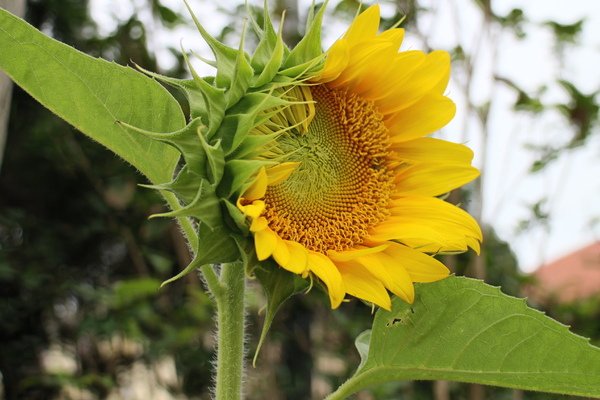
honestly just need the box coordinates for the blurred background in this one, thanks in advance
[0,0,599,399]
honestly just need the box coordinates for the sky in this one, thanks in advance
[89,0,600,272]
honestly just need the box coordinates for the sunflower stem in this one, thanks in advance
[213,262,246,400]
[324,369,370,400]
[201,264,223,297]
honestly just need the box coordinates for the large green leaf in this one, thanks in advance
[0,9,184,184]
[327,276,600,399]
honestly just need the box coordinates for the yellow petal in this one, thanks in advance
[336,261,391,310]
[348,42,405,94]
[384,242,450,282]
[377,28,405,52]
[328,244,389,262]
[243,167,268,200]
[329,41,395,90]
[360,51,426,100]
[369,196,482,253]
[239,199,265,219]
[318,39,350,82]
[356,254,415,304]
[433,58,451,94]
[283,240,309,274]
[394,164,479,197]
[250,216,268,232]
[272,236,291,267]
[386,95,456,142]
[391,137,474,165]
[254,228,278,261]
[376,50,451,115]
[307,252,345,309]
[266,162,300,185]
[343,4,380,46]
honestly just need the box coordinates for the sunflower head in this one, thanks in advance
[131,3,481,310]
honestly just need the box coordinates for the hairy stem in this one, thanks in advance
[214,262,246,400]
[324,371,366,400]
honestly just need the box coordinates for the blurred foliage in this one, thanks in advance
[544,19,584,46]
[0,1,211,399]
[549,296,600,347]
[556,79,600,148]
[495,8,526,38]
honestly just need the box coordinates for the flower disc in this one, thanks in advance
[264,85,395,254]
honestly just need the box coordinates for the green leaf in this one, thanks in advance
[253,261,310,366]
[328,276,600,399]
[355,329,371,371]
[0,9,184,184]
[111,278,161,308]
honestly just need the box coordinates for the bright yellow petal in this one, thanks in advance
[318,39,350,82]
[344,29,406,95]
[243,167,268,200]
[391,137,474,165]
[266,162,300,185]
[336,261,391,310]
[376,28,405,52]
[433,65,450,95]
[283,240,309,274]
[356,254,415,304]
[328,41,395,90]
[239,199,265,219]
[394,164,479,197]
[255,227,278,261]
[250,216,268,232]
[369,196,482,253]
[376,50,451,115]
[359,51,426,100]
[307,251,345,308]
[272,236,291,267]
[383,242,450,282]
[349,43,407,95]
[386,95,456,142]
[328,244,389,262]
[343,4,380,46]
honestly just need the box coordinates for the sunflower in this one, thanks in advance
[237,5,482,310]
[130,2,480,310]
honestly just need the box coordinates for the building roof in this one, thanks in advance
[529,241,600,304]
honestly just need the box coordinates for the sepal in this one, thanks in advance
[219,159,275,198]
[253,261,310,365]
[223,199,250,235]
[138,165,201,203]
[225,22,254,108]
[217,92,289,154]
[183,0,239,89]
[282,1,327,70]
[161,223,241,287]
[250,3,286,88]
[150,179,222,230]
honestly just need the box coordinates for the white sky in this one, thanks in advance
[90,0,600,272]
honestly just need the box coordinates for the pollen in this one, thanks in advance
[263,85,395,253]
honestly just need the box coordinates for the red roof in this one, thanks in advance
[529,241,600,303]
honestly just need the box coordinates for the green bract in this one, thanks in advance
[120,2,328,284]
